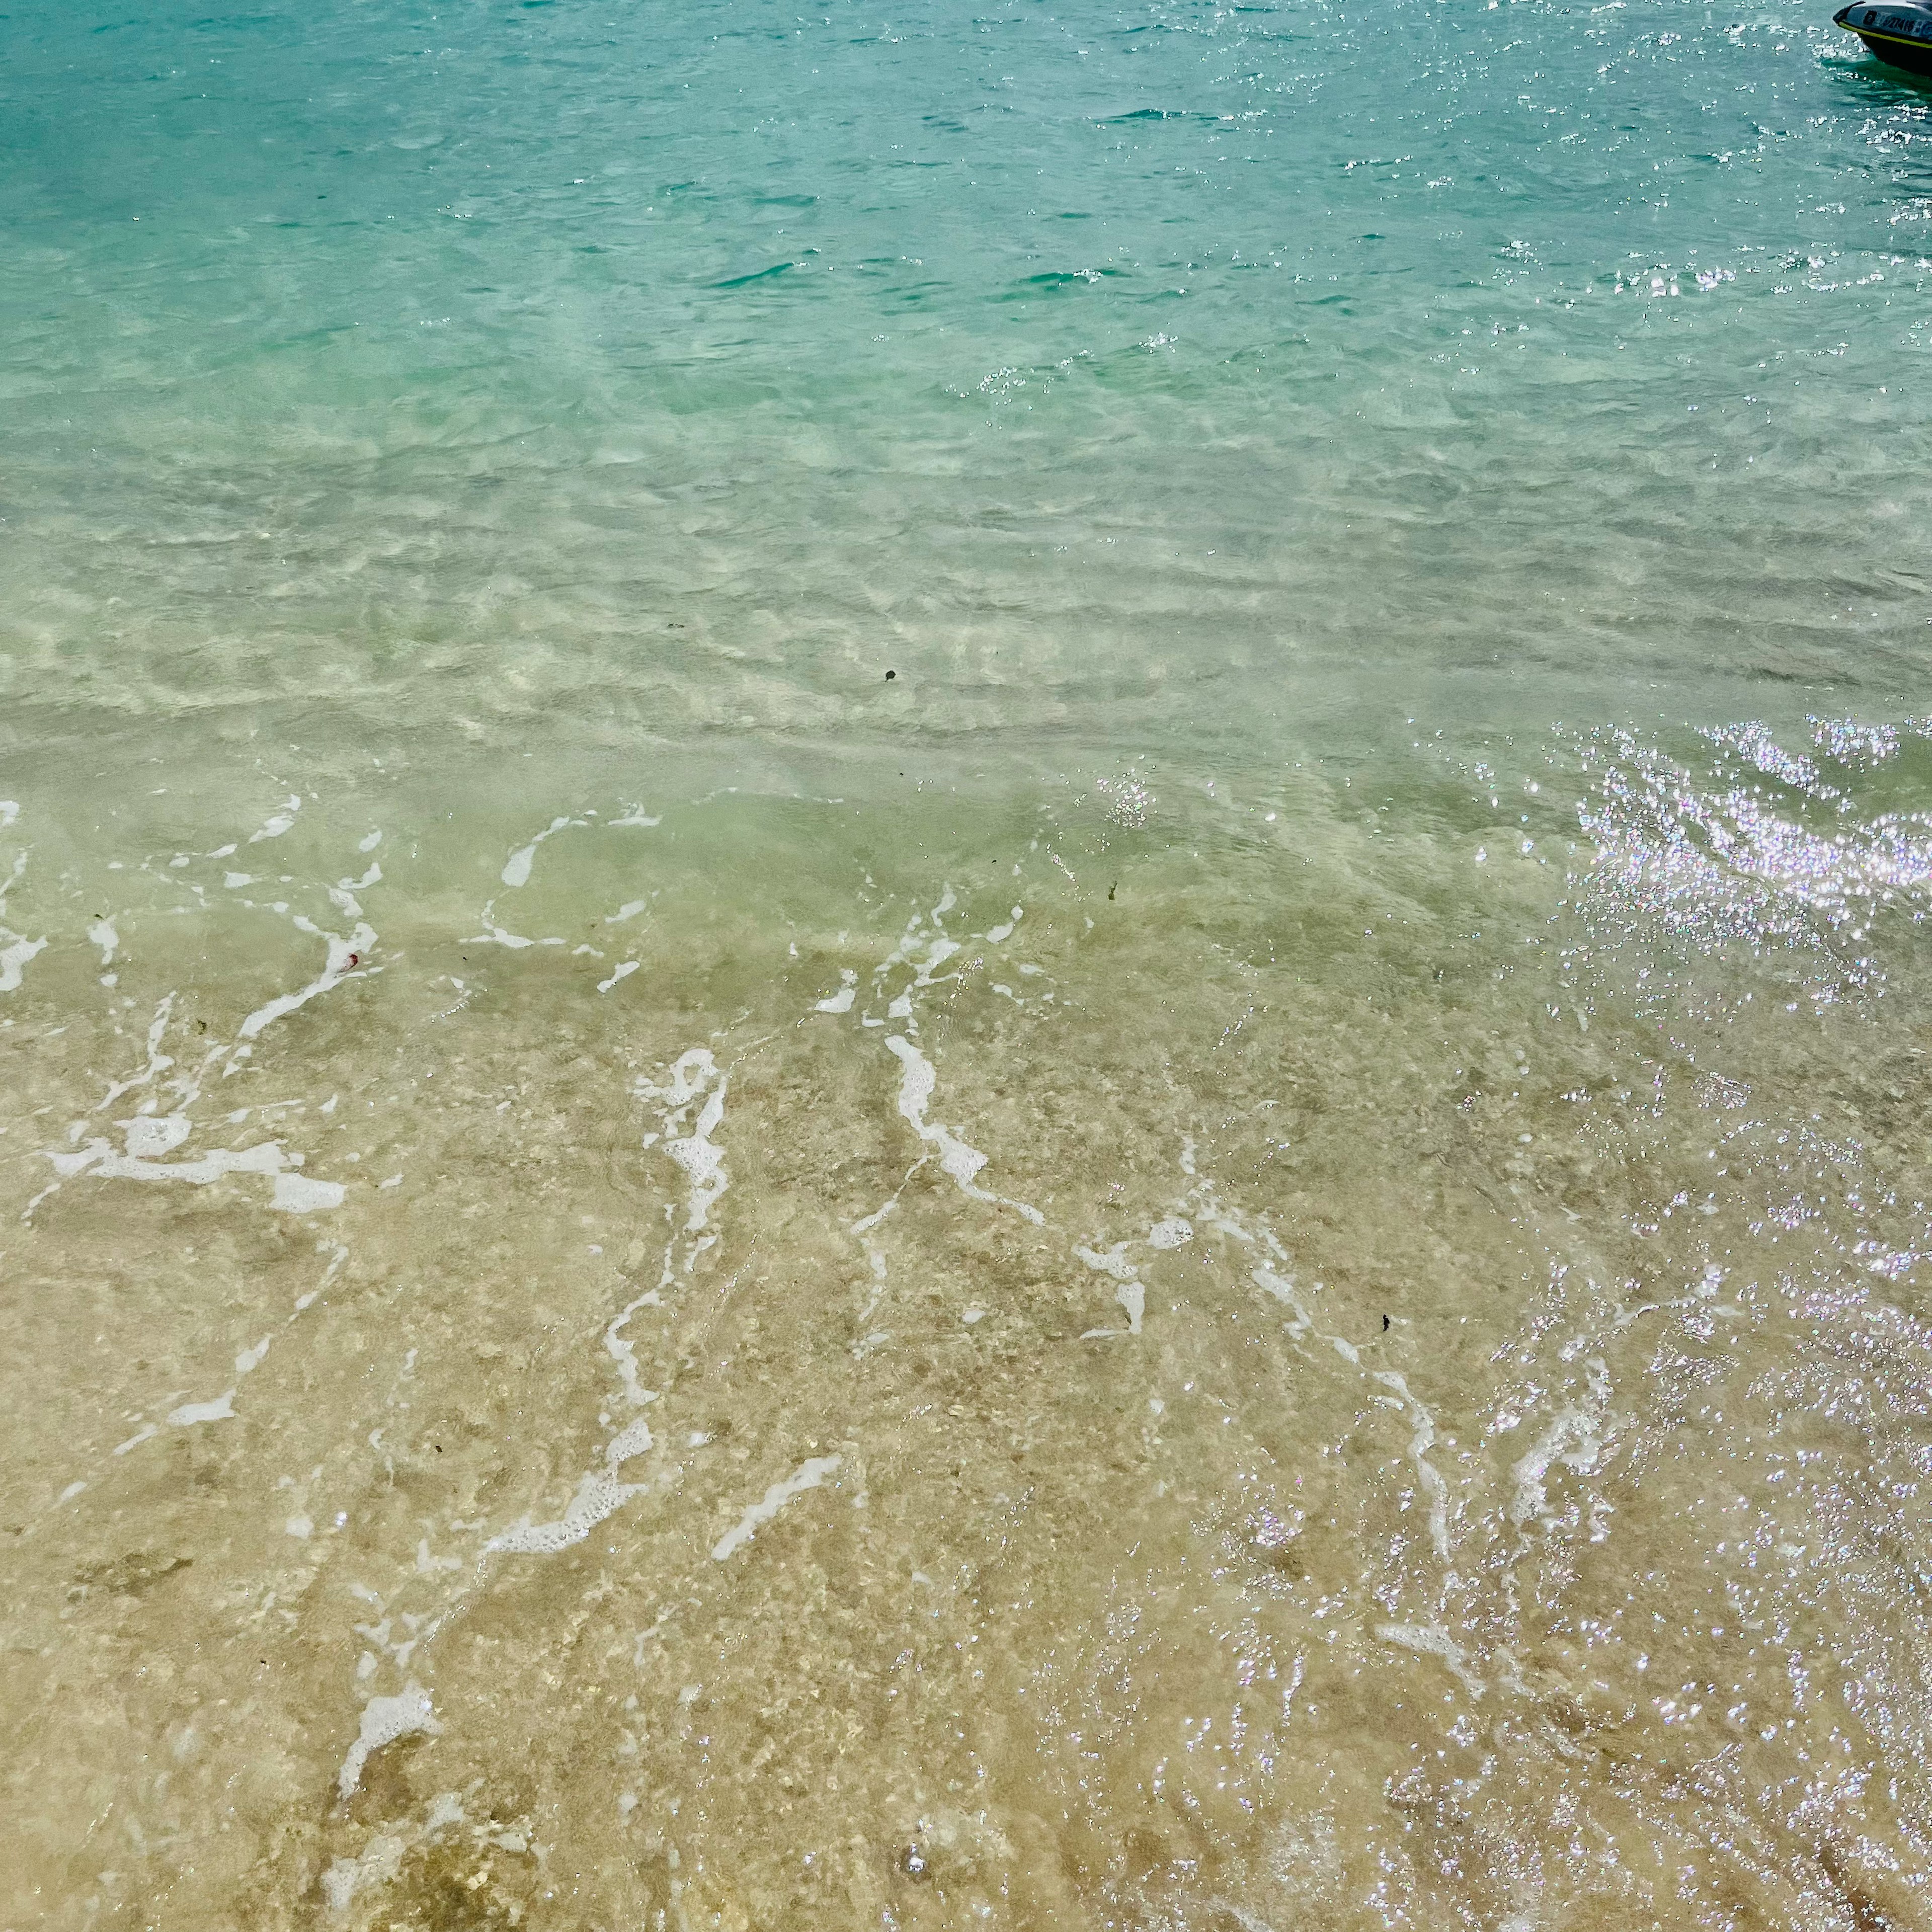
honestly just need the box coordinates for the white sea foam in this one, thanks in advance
[1077,1242,1144,1336]
[604,1292,663,1411]
[321,1839,399,1913]
[638,1049,731,1246]
[98,997,177,1110]
[1376,1623,1486,1696]
[1509,1367,1614,1526]
[485,1368,663,1558]
[272,1171,347,1214]
[167,1391,236,1427]
[1192,1168,1463,1580]
[247,795,301,843]
[0,851,45,995]
[467,901,564,949]
[478,1051,734,1568]
[330,862,380,919]
[711,1456,842,1560]
[0,932,48,994]
[337,1681,441,1799]
[40,1124,345,1232]
[45,1135,288,1188]
[235,917,374,1045]
[884,1035,1043,1225]
[815,968,858,1013]
[1372,1370,1452,1560]
[501,815,580,888]
[121,1112,191,1159]
[486,1469,644,1556]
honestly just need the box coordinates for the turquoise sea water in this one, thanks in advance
[7,0,1931,760]
[8,3,1932,1926]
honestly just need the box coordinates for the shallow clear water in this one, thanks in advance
[7,1,1932,1926]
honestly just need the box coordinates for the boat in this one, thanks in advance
[1835,0,1932,72]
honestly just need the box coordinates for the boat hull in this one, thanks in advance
[1836,5,1932,71]
[1850,26,1932,68]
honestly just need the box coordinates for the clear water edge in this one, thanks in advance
[6,0,1932,1926]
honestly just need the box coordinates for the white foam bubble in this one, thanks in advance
[486,1467,646,1557]
[850,1195,900,1238]
[320,1859,361,1913]
[337,1682,441,1799]
[604,1292,662,1410]
[1189,1173,1468,1576]
[235,918,374,1044]
[711,1455,842,1561]
[1510,1383,1613,1526]
[167,1391,235,1427]
[1372,1370,1452,1560]
[1376,1623,1486,1696]
[501,815,579,889]
[247,795,301,843]
[47,1135,287,1188]
[1076,1242,1144,1335]
[273,1172,346,1214]
[467,902,564,949]
[640,1050,731,1239]
[605,1414,655,1466]
[1248,1264,1311,1336]
[884,1035,1043,1225]
[98,997,177,1110]
[121,1113,191,1159]
[0,933,46,996]
[332,860,380,908]
[815,968,858,1013]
